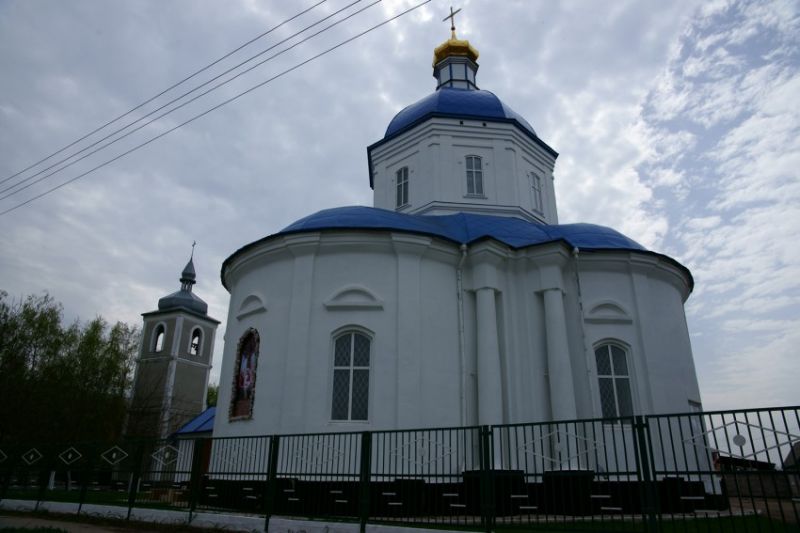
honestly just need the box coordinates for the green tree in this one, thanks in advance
[0,291,139,443]
[206,383,218,408]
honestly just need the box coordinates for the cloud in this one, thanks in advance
[0,0,797,412]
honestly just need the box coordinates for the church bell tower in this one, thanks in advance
[127,251,220,439]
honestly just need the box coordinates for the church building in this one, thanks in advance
[211,27,702,440]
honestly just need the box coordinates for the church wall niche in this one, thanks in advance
[307,242,398,431]
[418,254,462,427]
[236,293,267,320]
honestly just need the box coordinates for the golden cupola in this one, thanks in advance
[432,12,480,90]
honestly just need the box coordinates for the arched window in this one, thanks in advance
[153,323,166,353]
[230,329,260,420]
[331,330,371,421]
[465,155,484,196]
[595,343,634,418]
[396,166,409,208]
[189,327,202,356]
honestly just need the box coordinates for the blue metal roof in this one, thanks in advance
[222,207,692,291]
[384,88,538,140]
[280,206,646,250]
[175,406,215,435]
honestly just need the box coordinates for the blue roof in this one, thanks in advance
[175,406,215,435]
[223,207,692,291]
[280,206,646,250]
[384,88,538,140]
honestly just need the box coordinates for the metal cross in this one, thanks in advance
[443,6,462,36]
[190,240,196,259]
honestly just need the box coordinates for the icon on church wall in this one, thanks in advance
[230,328,259,420]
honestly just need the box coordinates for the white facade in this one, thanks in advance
[212,34,702,440]
[370,118,558,224]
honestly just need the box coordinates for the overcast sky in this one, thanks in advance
[1,0,797,412]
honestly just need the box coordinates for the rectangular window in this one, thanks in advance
[396,167,409,208]
[466,155,483,195]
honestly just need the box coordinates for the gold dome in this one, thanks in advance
[432,34,479,67]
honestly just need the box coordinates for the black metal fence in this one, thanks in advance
[1,406,798,532]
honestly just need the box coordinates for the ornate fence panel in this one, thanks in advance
[491,416,647,531]
[646,406,800,528]
[369,426,484,529]
[1,406,799,532]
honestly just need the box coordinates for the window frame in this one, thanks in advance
[330,328,372,422]
[152,323,167,353]
[395,166,409,208]
[594,341,635,420]
[465,155,484,197]
[188,326,203,357]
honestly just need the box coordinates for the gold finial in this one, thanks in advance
[443,6,462,39]
[433,6,478,67]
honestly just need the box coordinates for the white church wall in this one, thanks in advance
[371,119,556,223]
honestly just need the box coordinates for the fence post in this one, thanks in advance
[634,416,659,533]
[478,425,495,533]
[77,446,95,516]
[263,435,280,533]
[187,437,208,523]
[358,431,373,533]
[126,441,145,521]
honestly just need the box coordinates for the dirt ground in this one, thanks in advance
[0,513,224,533]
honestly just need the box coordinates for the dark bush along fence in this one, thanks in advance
[1,406,798,532]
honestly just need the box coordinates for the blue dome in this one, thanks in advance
[384,88,537,139]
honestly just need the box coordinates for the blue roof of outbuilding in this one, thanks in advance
[280,206,646,250]
[175,406,215,435]
[384,88,538,140]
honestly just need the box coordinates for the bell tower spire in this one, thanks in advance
[433,5,479,90]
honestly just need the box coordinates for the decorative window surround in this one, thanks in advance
[236,293,267,320]
[324,284,384,310]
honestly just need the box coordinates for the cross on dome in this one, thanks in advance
[432,6,479,90]
[443,6,462,38]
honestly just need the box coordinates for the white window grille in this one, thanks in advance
[595,343,634,418]
[396,167,409,208]
[331,331,370,421]
[466,155,484,196]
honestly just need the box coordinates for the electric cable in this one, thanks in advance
[0,0,432,216]
[0,0,375,201]
[1,0,366,198]
[0,1,327,188]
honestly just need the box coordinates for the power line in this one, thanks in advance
[0,0,432,217]
[0,0,326,188]
[0,0,375,201]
